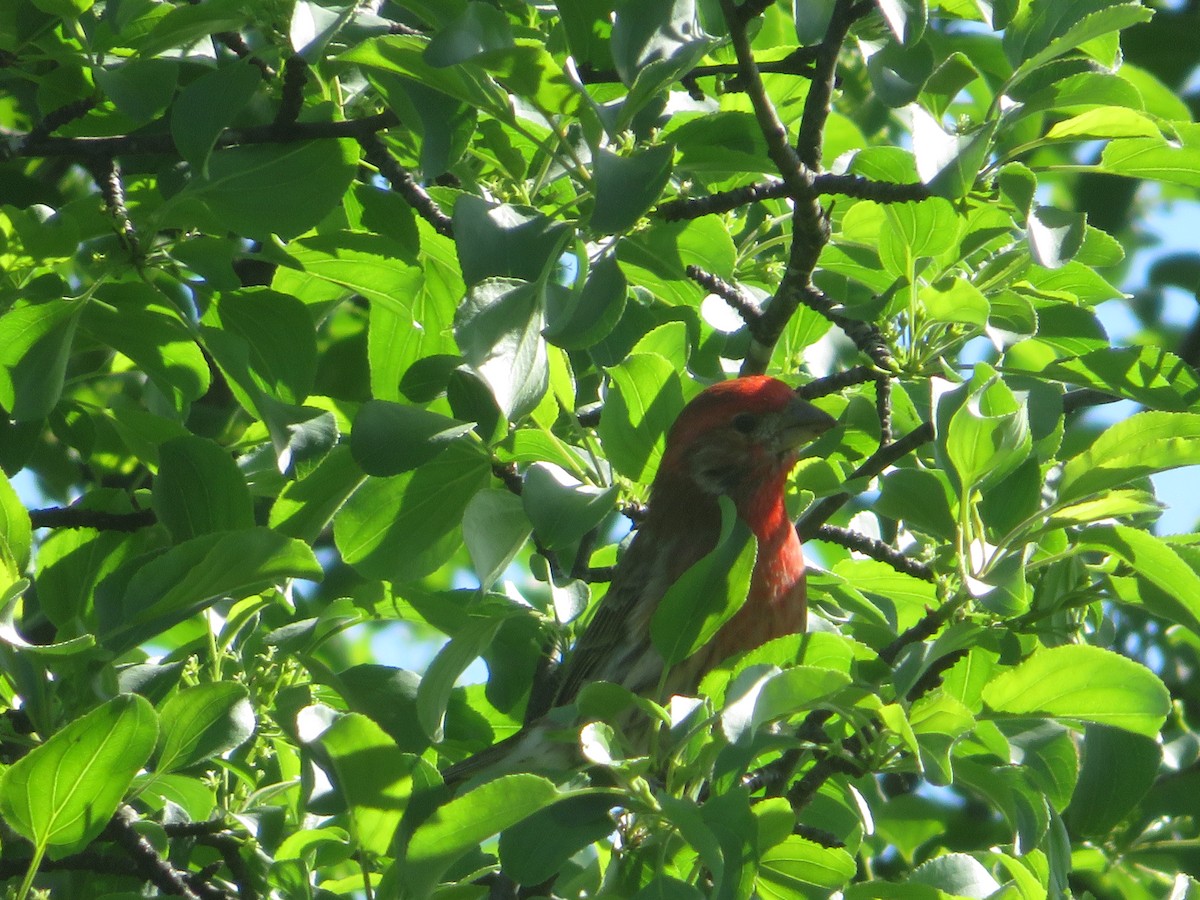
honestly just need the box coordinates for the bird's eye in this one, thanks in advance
[731,413,757,434]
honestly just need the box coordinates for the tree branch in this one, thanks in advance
[685,264,763,328]
[29,506,157,531]
[272,56,309,128]
[796,421,935,539]
[814,524,933,581]
[358,132,454,238]
[107,805,207,900]
[5,112,400,160]
[656,174,929,221]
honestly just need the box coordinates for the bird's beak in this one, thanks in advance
[778,396,837,450]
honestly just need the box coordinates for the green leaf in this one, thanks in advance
[335,665,427,754]
[462,489,532,591]
[0,579,96,656]
[1098,123,1200,188]
[0,298,84,422]
[1027,206,1085,269]
[202,288,317,406]
[1066,724,1161,837]
[911,106,997,199]
[499,794,616,885]
[522,463,618,552]
[0,694,157,858]
[651,496,758,667]
[943,364,1031,492]
[417,614,506,743]
[170,61,260,176]
[453,196,573,287]
[155,682,255,774]
[316,714,432,857]
[721,665,852,744]
[268,444,367,543]
[478,40,584,117]
[1046,107,1163,142]
[1058,411,1200,502]
[793,0,836,44]
[339,34,511,121]
[610,0,717,125]
[1006,2,1155,90]
[335,440,491,583]
[402,774,566,897]
[920,278,989,328]
[161,139,359,241]
[757,835,857,898]
[1043,489,1160,528]
[281,230,437,399]
[94,58,178,125]
[877,0,927,44]
[351,400,476,476]
[83,283,210,411]
[137,0,251,56]
[97,528,322,654]
[544,248,628,350]
[910,853,1001,896]
[152,436,254,543]
[0,472,32,573]
[425,1,513,66]
[867,40,934,108]
[880,198,959,277]
[631,876,707,899]
[1038,346,1200,411]
[590,144,674,235]
[982,645,1170,738]
[454,277,549,420]
[598,352,687,483]
[1080,524,1200,636]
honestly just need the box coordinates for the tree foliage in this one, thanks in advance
[1,0,1199,897]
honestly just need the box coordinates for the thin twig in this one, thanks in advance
[874,374,894,444]
[107,806,203,900]
[796,0,869,170]
[90,158,140,260]
[7,111,400,159]
[796,421,935,539]
[575,49,819,87]
[657,174,929,221]
[685,264,762,328]
[359,132,454,238]
[795,366,880,399]
[23,97,97,148]
[273,56,308,128]
[30,506,157,531]
[814,524,933,581]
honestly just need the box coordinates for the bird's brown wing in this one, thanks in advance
[550,524,710,706]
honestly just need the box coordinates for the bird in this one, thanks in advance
[444,375,836,784]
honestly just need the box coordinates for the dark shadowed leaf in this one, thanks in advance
[152,435,254,542]
[170,60,261,176]
[463,488,532,591]
[590,145,674,234]
[454,277,549,420]
[402,774,567,896]
[97,528,322,654]
[351,400,476,475]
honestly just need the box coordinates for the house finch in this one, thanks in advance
[445,375,836,783]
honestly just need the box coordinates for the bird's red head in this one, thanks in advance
[658,376,836,499]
